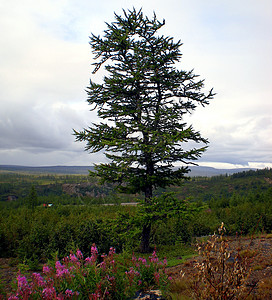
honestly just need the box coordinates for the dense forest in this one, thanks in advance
[0,168,271,262]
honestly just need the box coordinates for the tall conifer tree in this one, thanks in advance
[74,8,214,252]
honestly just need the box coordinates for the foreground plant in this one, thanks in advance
[191,223,257,299]
[5,245,170,299]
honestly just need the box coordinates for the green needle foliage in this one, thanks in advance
[74,8,214,252]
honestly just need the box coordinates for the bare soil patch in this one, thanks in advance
[166,235,272,299]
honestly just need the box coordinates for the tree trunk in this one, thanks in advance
[140,183,153,253]
[140,223,151,253]
[140,134,154,253]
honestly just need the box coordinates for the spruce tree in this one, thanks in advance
[28,185,38,210]
[74,8,214,252]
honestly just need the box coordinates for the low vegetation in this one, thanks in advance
[0,168,272,298]
[6,246,171,299]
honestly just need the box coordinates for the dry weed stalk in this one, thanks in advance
[191,223,257,300]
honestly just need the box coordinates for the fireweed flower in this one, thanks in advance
[17,274,28,289]
[5,245,171,299]
[55,260,70,278]
[42,286,56,299]
[69,265,76,272]
[125,267,140,277]
[56,267,70,278]
[65,289,74,296]
[62,256,70,265]
[100,261,106,270]
[154,272,160,284]
[91,243,98,256]
[32,272,45,287]
[15,273,33,298]
[55,261,63,270]
[69,253,81,268]
[43,265,52,274]
[76,249,83,260]
[84,257,93,266]
[107,275,115,282]
[149,250,159,263]
[109,247,116,256]
[69,253,78,263]
[138,257,147,265]
[85,252,97,265]
[90,292,101,300]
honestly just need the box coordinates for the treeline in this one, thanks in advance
[0,173,87,200]
[169,167,272,202]
[231,167,272,178]
[1,168,272,206]
[0,173,119,206]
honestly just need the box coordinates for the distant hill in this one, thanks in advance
[188,166,255,177]
[0,165,95,174]
[0,165,255,177]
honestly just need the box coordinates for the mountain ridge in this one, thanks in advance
[0,165,255,177]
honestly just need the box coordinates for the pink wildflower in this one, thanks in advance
[32,272,45,287]
[55,261,62,269]
[56,267,70,278]
[17,274,28,289]
[84,257,93,265]
[76,249,83,260]
[154,272,160,284]
[69,265,76,272]
[90,292,101,300]
[43,265,52,274]
[65,289,75,297]
[149,250,159,263]
[100,261,106,270]
[91,243,98,256]
[107,275,115,282]
[109,247,115,256]
[55,260,70,278]
[15,273,32,297]
[42,286,56,299]
[69,253,78,263]
[138,257,146,265]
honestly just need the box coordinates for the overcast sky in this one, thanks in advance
[0,0,271,169]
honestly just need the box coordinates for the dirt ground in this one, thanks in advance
[0,235,272,299]
[166,235,272,299]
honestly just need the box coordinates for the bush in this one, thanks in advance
[191,223,257,299]
[5,245,171,299]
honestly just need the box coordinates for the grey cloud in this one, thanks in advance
[198,115,272,166]
[0,0,271,168]
[0,100,94,152]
